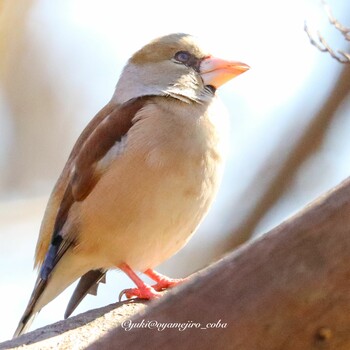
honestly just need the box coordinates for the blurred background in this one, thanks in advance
[0,0,349,341]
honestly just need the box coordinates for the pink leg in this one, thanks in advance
[118,263,162,301]
[144,269,188,291]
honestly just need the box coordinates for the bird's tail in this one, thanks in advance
[13,249,90,338]
[13,276,48,337]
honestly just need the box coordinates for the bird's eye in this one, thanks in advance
[174,51,191,63]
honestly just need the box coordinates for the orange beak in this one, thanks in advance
[200,56,250,88]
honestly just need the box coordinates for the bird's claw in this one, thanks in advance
[118,286,162,301]
[119,289,129,302]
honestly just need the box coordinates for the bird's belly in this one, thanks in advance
[75,149,221,271]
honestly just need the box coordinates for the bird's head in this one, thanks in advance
[113,33,250,104]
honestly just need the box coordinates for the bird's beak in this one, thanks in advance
[200,56,250,88]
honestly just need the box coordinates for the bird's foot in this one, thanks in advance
[118,263,163,301]
[119,285,162,301]
[118,263,187,301]
[145,269,188,291]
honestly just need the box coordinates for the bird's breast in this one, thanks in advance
[74,98,227,270]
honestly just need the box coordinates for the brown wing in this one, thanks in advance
[14,97,152,337]
[34,96,150,273]
[34,101,115,268]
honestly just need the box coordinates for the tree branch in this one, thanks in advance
[323,0,350,40]
[304,1,350,64]
[4,176,350,348]
[88,176,350,349]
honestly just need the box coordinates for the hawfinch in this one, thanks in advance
[14,33,249,337]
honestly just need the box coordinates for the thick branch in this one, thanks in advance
[4,177,350,349]
[0,300,148,349]
[89,177,350,349]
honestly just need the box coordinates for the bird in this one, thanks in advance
[14,33,249,337]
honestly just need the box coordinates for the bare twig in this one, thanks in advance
[323,0,350,40]
[304,1,350,64]
[317,31,350,62]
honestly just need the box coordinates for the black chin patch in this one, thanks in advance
[206,85,216,94]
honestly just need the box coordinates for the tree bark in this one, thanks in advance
[3,176,350,349]
[88,176,350,350]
